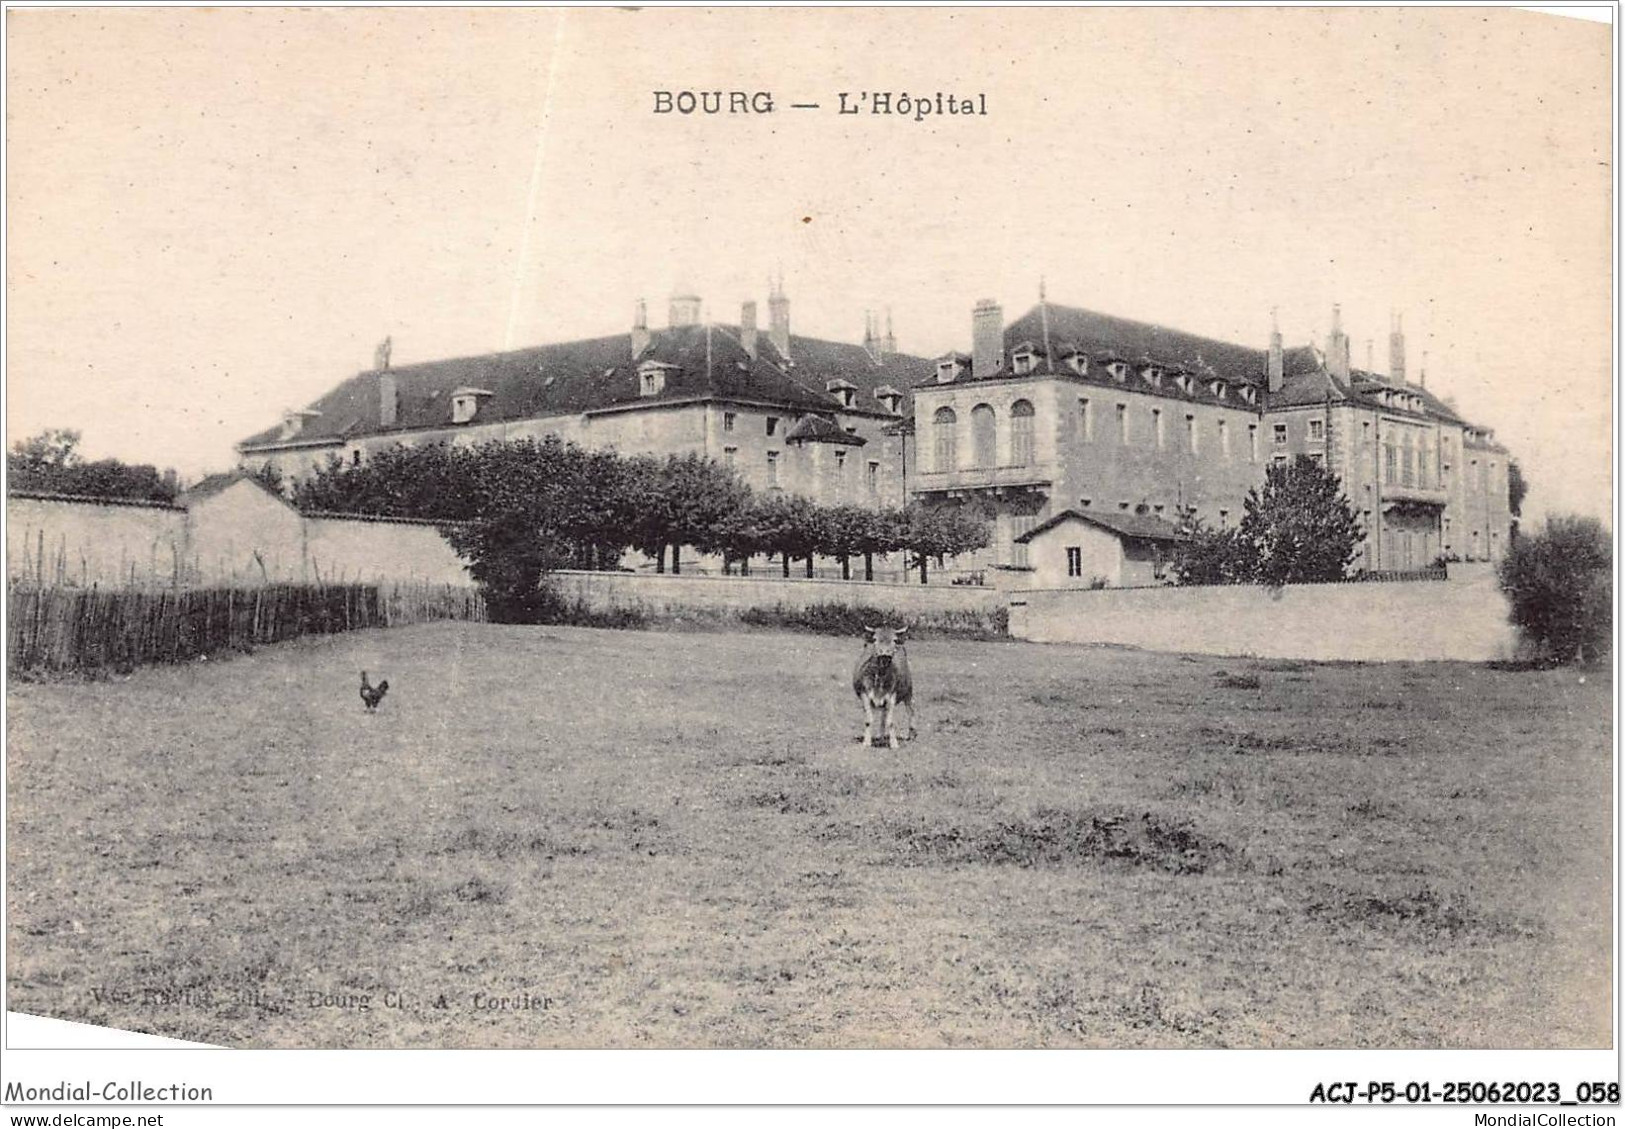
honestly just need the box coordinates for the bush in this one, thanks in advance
[1499,515,1612,665]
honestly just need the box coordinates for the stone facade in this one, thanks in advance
[236,289,1513,584]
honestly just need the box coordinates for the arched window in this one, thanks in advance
[971,404,997,468]
[933,406,958,472]
[1010,400,1036,466]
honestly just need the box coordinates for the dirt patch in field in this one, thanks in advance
[856,809,1237,874]
[1307,885,1547,941]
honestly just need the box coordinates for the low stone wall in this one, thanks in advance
[1009,569,1517,662]
[8,494,188,588]
[303,513,470,587]
[7,492,470,590]
[549,569,1004,623]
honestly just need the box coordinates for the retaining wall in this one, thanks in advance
[549,569,1004,619]
[1008,568,1517,662]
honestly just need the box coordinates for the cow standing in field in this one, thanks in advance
[853,625,916,749]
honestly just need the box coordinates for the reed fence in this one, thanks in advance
[8,581,486,674]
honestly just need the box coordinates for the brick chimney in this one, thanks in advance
[768,278,791,358]
[669,292,701,327]
[1267,308,1284,394]
[740,300,759,359]
[1389,311,1406,383]
[1325,303,1350,381]
[630,298,651,359]
[972,299,1003,378]
[378,372,398,428]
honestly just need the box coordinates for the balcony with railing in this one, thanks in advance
[1379,480,1450,507]
[912,462,1057,493]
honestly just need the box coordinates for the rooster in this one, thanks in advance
[359,671,389,713]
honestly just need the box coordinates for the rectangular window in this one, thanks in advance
[1362,420,1372,445]
[1384,443,1397,483]
[1248,424,1259,463]
[1079,398,1091,441]
[1116,403,1129,444]
[868,461,879,495]
[1186,414,1198,453]
[1217,419,1229,459]
[766,450,779,485]
[1309,451,1325,466]
[1272,453,1289,467]
[1011,515,1035,568]
[835,449,847,489]
[766,416,779,436]
[1273,422,1288,445]
[1066,546,1082,578]
[1308,418,1324,441]
[723,411,736,432]
[1219,508,1230,529]
[723,446,737,468]
[1152,407,1164,448]
[351,449,362,467]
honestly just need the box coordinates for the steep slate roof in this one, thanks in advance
[1017,508,1189,544]
[929,301,1497,436]
[785,414,868,446]
[241,323,928,452]
[921,302,1313,412]
[1006,303,1272,386]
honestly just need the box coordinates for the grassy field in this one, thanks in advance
[6,621,1612,1048]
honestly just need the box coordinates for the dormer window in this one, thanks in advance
[1140,365,1162,388]
[935,354,967,383]
[637,361,676,399]
[279,408,322,441]
[1066,352,1089,376]
[450,387,494,423]
[826,379,857,408]
[1239,386,1257,405]
[1107,361,1128,382]
[1173,373,1193,395]
[1209,380,1227,400]
[1012,346,1038,376]
[874,385,903,414]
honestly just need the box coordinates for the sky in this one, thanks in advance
[6,6,1613,526]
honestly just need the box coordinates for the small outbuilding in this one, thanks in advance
[1015,509,1188,589]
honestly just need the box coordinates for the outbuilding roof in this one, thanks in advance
[1016,508,1189,544]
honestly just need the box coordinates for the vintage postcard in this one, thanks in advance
[2,3,1615,1114]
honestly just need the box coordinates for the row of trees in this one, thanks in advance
[288,438,991,618]
[9,428,179,503]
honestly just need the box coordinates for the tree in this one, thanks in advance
[9,428,178,503]
[1237,455,1364,585]
[439,437,606,620]
[244,461,286,497]
[661,453,753,574]
[11,428,81,469]
[1498,514,1611,665]
[898,501,992,584]
[292,443,481,521]
[1171,509,1254,586]
[745,493,820,578]
[1507,459,1528,542]
[818,504,879,580]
